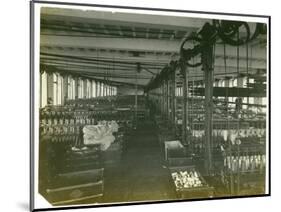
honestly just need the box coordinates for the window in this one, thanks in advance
[40,71,47,108]
[219,80,225,87]
[113,86,116,96]
[233,78,237,87]
[249,97,254,104]
[104,84,107,96]
[229,79,233,88]
[97,81,100,97]
[242,77,247,87]
[262,97,266,105]
[92,80,96,98]
[53,73,58,105]
[58,75,62,104]
[242,97,247,109]
[67,76,73,100]
[105,83,107,96]
[110,86,112,96]
[71,78,76,99]
[53,73,63,105]
[78,78,84,98]
[101,82,104,97]
[86,79,91,98]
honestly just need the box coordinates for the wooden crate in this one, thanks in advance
[46,181,103,206]
[164,140,185,161]
[168,157,193,167]
[46,168,104,206]
[169,166,214,199]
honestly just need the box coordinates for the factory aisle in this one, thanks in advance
[102,119,177,203]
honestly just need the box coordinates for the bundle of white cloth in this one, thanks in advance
[83,120,119,151]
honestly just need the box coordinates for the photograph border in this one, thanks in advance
[30,0,271,211]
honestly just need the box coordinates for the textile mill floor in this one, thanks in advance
[102,119,178,203]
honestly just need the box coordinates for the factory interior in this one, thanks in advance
[38,7,268,206]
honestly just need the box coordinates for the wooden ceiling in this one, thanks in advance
[40,7,267,87]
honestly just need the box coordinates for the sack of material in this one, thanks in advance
[83,124,116,150]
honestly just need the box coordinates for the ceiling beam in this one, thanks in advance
[101,24,109,35]
[170,30,176,40]
[92,76,148,87]
[41,47,173,64]
[42,59,265,77]
[40,51,169,68]
[41,60,160,76]
[41,34,267,63]
[132,27,136,38]
[40,57,163,70]
[117,26,124,37]
[41,34,180,52]
[158,29,163,39]
[41,8,206,31]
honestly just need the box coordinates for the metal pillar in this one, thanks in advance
[47,72,54,104]
[171,69,176,133]
[61,74,68,105]
[161,83,163,115]
[166,79,169,118]
[74,76,79,99]
[181,61,188,145]
[202,44,214,176]
[135,72,138,129]
[167,76,171,121]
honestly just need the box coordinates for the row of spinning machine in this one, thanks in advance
[39,95,143,205]
[147,20,267,197]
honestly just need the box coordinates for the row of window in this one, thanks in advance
[40,72,117,108]
[149,76,266,112]
[151,77,250,98]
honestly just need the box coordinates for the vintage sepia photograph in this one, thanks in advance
[30,1,270,210]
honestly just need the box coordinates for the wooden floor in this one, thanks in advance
[101,119,177,204]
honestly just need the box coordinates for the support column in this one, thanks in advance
[167,76,171,121]
[135,71,138,128]
[89,80,92,98]
[103,84,106,97]
[47,72,54,105]
[224,77,231,111]
[62,74,68,105]
[163,80,166,117]
[74,76,79,99]
[171,69,176,131]
[202,43,214,176]
[181,60,188,145]
[96,81,99,97]
[83,79,87,99]
[166,79,169,118]
[40,70,48,108]
[162,83,165,116]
